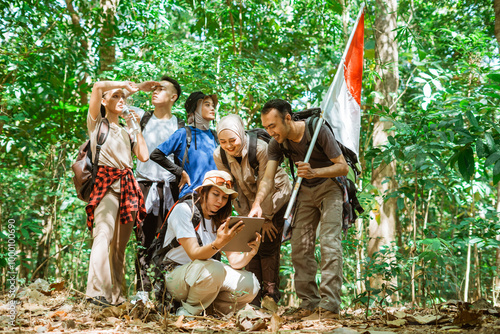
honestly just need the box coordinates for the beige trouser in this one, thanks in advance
[165,259,260,315]
[291,178,343,313]
[86,185,135,305]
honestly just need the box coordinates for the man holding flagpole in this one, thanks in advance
[249,99,349,319]
[250,5,365,319]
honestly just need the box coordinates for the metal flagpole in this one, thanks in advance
[283,3,365,220]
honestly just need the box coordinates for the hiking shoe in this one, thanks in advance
[302,307,340,321]
[176,307,195,320]
[87,296,112,308]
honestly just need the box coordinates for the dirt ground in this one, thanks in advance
[1,280,499,333]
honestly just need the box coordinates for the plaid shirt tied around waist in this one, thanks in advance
[86,165,146,232]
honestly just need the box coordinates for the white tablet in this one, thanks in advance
[221,216,265,252]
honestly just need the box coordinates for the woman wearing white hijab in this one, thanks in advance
[213,114,291,305]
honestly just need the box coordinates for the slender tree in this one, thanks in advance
[368,0,399,293]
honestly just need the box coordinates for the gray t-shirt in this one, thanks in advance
[268,122,342,187]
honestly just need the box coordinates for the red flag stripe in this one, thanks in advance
[344,11,365,105]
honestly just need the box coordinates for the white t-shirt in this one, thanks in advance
[133,108,178,182]
[163,202,216,265]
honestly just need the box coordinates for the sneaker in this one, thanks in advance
[176,306,195,319]
[302,307,340,321]
[87,296,112,308]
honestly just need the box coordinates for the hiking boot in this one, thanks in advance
[302,307,340,321]
[87,296,112,308]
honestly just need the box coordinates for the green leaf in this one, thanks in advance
[487,72,500,84]
[21,229,29,239]
[466,110,479,128]
[416,153,426,169]
[485,152,500,167]
[420,72,432,80]
[494,160,500,177]
[397,197,405,210]
[485,133,496,151]
[494,172,500,185]
[476,140,487,158]
[457,146,474,180]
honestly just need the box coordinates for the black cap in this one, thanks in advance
[184,91,218,114]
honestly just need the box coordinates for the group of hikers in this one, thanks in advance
[84,75,349,320]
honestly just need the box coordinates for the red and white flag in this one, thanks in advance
[320,6,364,159]
[283,6,365,219]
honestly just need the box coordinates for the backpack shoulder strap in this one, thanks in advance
[140,110,154,132]
[211,129,219,145]
[177,117,186,129]
[181,126,192,169]
[153,196,202,259]
[220,148,230,171]
[247,131,259,175]
[279,140,296,182]
[92,118,110,180]
[305,116,329,156]
[96,118,110,146]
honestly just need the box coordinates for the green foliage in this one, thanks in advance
[0,0,499,309]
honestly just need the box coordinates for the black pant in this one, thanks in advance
[135,181,179,291]
[246,203,287,305]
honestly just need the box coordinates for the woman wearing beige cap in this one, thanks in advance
[158,170,261,316]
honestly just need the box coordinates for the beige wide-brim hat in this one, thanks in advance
[195,170,238,200]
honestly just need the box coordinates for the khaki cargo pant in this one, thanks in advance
[86,183,135,305]
[165,259,260,315]
[291,178,343,313]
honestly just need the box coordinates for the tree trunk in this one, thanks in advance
[368,0,399,294]
[65,0,89,105]
[225,0,239,112]
[99,0,119,72]
[494,0,500,47]
[494,182,500,306]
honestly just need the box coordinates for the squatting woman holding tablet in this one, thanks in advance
[159,170,261,316]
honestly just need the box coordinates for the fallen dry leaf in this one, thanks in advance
[100,306,124,318]
[106,316,122,325]
[249,319,267,331]
[262,296,278,313]
[393,310,406,319]
[452,308,482,326]
[386,318,407,327]
[405,314,446,325]
[270,313,283,332]
[174,315,184,328]
[330,328,359,334]
[49,281,66,292]
[63,319,76,329]
[48,310,67,320]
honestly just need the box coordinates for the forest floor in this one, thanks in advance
[1,280,499,333]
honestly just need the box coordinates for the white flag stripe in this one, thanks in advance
[321,64,361,157]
